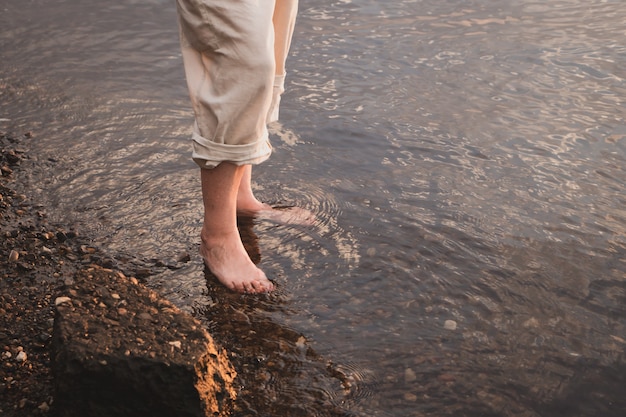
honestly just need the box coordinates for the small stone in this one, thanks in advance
[1,165,13,176]
[444,320,457,331]
[404,392,418,402]
[169,341,182,349]
[16,351,27,362]
[38,402,50,412]
[8,249,19,262]
[438,373,456,382]
[295,336,306,349]
[55,296,72,306]
[111,293,120,300]
[404,367,417,383]
[523,317,539,328]
[138,312,153,321]
[80,245,96,254]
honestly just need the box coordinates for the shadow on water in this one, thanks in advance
[543,360,626,417]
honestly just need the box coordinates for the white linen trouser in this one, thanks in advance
[177,0,298,168]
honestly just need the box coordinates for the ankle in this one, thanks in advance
[200,227,237,247]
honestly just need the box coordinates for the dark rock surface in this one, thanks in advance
[52,268,236,417]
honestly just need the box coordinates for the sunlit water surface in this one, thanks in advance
[1,0,626,416]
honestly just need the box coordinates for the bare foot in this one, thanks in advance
[253,205,316,226]
[200,230,274,294]
[237,191,316,225]
[236,165,315,225]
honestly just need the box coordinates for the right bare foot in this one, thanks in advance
[200,231,274,294]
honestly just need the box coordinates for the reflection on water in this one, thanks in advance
[2,0,626,416]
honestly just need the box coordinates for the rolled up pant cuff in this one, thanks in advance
[191,127,272,169]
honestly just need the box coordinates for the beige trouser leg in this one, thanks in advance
[177,0,299,168]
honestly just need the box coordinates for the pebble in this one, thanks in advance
[438,373,456,382]
[8,249,19,262]
[404,392,418,402]
[138,312,153,321]
[55,296,72,306]
[169,341,182,349]
[404,367,417,383]
[1,165,13,176]
[16,351,27,362]
[523,317,539,328]
[444,320,457,331]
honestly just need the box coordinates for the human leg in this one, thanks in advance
[236,165,272,214]
[200,163,274,293]
[177,0,306,292]
[177,0,277,292]
[267,0,299,122]
[273,0,299,76]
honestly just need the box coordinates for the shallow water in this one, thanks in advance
[2,0,626,416]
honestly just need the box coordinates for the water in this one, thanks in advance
[2,0,626,415]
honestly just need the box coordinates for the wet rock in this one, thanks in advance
[52,268,236,417]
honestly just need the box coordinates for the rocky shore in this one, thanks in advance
[0,131,236,416]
